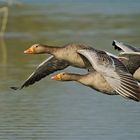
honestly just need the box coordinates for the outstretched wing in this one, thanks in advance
[11,56,69,90]
[112,40,140,52]
[77,48,140,101]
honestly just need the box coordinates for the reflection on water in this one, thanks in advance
[0,6,8,65]
[0,1,140,140]
[0,37,7,65]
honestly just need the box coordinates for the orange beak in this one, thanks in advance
[51,73,62,80]
[24,47,34,54]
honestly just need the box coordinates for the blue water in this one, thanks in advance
[1,0,139,14]
[19,0,140,14]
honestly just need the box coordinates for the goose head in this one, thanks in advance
[24,44,49,54]
[51,72,76,81]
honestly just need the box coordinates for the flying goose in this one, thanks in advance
[11,43,92,90]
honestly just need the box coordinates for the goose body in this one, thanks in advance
[53,43,90,68]
[112,40,140,81]
[25,43,90,68]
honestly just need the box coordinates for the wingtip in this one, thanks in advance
[135,98,140,102]
[112,40,122,51]
[10,86,20,90]
[135,89,140,102]
[130,96,140,102]
[129,83,140,102]
[112,40,116,46]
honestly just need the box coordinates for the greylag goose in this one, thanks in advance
[11,43,92,90]
[112,40,140,81]
[51,72,117,95]
[52,47,140,102]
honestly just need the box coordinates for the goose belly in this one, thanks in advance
[84,73,117,95]
[133,67,140,81]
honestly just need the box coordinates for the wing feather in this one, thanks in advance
[112,40,139,52]
[78,48,140,101]
[11,56,69,90]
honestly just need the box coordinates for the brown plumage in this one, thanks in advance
[11,42,140,102]
[51,72,116,95]
[112,40,140,81]
[11,43,92,90]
